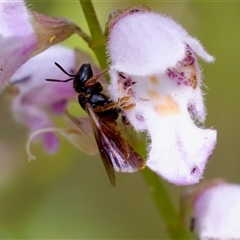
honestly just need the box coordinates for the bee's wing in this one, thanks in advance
[84,103,116,186]
[85,103,146,186]
[98,116,145,172]
[63,112,99,156]
[118,145,146,172]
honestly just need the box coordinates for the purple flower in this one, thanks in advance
[10,45,77,154]
[191,180,240,238]
[107,6,217,185]
[0,0,81,92]
[0,1,37,91]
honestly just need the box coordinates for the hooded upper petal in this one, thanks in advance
[107,6,214,77]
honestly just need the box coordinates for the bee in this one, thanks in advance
[46,62,145,186]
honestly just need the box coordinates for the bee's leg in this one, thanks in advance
[117,96,136,125]
[117,79,136,110]
[84,68,108,88]
[119,95,136,111]
[93,101,118,112]
[94,94,136,112]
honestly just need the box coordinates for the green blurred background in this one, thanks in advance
[0,1,240,239]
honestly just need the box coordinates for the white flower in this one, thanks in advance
[107,6,217,185]
[193,182,240,239]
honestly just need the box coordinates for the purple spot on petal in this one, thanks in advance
[126,88,135,97]
[182,45,196,66]
[167,69,176,78]
[190,165,200,176]
[180,72,184,76]
[121,76,136,90]
[188,103,199,118]
[167,68,191,87]
[136,113,144,122]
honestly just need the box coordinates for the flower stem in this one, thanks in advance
[74,27,92,45]
[79,0,107,70]
[142,168,191,239]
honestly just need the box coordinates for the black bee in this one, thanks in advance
[46,62,145,186]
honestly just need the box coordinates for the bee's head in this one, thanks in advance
[74,63,93,93]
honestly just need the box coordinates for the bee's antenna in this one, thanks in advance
[45,77,74,82]
[45,62,75,83]
[54,62,75,77]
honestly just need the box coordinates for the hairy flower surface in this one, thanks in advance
[10,45,77,153]
[0,0,80,92]
[193,182,240,239]
[0,1,37,91]
[107,6,217,185]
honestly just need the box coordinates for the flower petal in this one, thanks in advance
[42,132,59,154]
[0,1,38,91]
[30,11,82,56]
[0,1,81,92]
[10,45,77,104]
[145,106,217,185]
[193,182,240,239]
[10,45,77,153]
[107,7,214,77]
[13,97,60,154]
